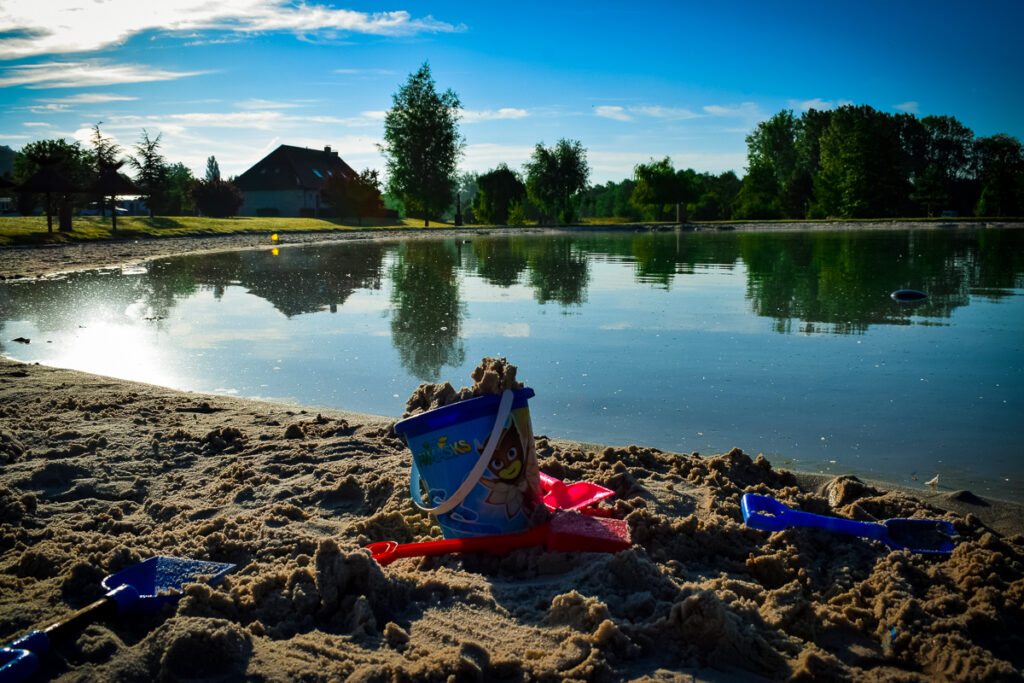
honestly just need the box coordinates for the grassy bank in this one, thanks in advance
[0,215,439,247]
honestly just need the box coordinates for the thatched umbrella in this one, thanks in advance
[93,167,140,231]
[20,166,77,232]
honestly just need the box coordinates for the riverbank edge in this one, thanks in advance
[2,222,1022,522]
[3,219,1022,280]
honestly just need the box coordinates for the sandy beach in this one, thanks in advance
[2,228,1023,681]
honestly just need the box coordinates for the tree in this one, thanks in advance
[15,139,90,232]
[322,168,385,224]
[745,111,801,216]
[205,156,221,182]
[629,158,704,221]
[733,165,784,219]
[692,171,741,221]
[379,62,464,226]
[454,172,478,223]
[191,178,242,217]
[524,138,589,224]
[810,105,908,218]
[917,115,975,215]
[165,162,196,215]
[89,123,137,229]
[474,164,526,225]
[128,129,168,217]
[974,134,1024,216]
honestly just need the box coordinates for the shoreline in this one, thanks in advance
[2,223,1023,679]
[3,219,1021,280]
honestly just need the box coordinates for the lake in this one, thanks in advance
[2,228,1022,502]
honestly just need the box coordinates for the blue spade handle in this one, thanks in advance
[741,493,890,542]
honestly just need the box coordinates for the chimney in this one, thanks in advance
[324,145,332,154]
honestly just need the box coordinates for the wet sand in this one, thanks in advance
[2,228,1023,681]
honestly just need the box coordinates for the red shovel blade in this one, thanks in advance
[539,472,615,510]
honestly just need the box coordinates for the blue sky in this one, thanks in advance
[1,0,1021,184]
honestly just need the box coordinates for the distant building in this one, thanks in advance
[234,144,357,218]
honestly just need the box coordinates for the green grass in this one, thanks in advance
[0,215,459,247]
[4,214,1015,247]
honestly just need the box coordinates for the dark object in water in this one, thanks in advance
[891,289,928,302]
[741,493,957,554]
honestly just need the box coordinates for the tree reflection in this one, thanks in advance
[148,242,386,317]
[389,240,466,381]
[526,236,589,306]
[737,230,1003,334]
[472,237,528,287]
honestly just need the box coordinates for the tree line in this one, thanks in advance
[6,62,1021,231]
[386,64,1021,225]
[7,124,247,232]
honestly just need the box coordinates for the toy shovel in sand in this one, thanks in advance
[538,472,615,511]
[0,556,235,682]
[741,493,957,554]
[366,511,631,567]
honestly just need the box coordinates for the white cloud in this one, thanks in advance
[787,98,855,112]
[630,105,702,120]
[27,103,70,114]
[37,93,138,104]
[595,105,631,121]
[703,102,762,119]
[235,99,308,110]
[0,61,209,89]
[894,101,920,115]
[0,1,464,59]
[595,104,704,122]
[23,122,51,127]
[789,98,835,111]
[460,108,529,123]
[460,142,535,173]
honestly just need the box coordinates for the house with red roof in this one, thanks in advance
[234,144,356,218]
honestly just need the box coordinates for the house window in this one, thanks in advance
[313,169,323,178]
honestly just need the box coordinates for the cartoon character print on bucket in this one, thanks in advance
[394,388,542,539]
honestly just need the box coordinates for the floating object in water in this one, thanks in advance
[891,289,928,302]
[271,233,279,242]
[741,493,957,554]
[925,475,939,487]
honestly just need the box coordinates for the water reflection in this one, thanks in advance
[389,240,465,381]
[3,229,1023,371]
[147,242,387,317]
[3,227,1022,500]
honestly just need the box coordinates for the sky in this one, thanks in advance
[1,0,1022,185]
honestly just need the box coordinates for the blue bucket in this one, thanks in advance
[393,388,542,538]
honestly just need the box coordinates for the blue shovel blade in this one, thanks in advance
[101,556,235,611]
[741,493,957,554]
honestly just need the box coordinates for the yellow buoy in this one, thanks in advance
[271,233,279,242]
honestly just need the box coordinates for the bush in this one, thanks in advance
[299,208,316,218]
[191,178,242,218]
[256,207,280,217]
[507,201,526,226]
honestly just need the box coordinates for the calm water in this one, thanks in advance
[2,228,1022,501]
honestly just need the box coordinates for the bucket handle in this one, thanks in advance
[409,389,514,516]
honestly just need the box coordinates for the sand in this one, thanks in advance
[2,230,1024,682]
